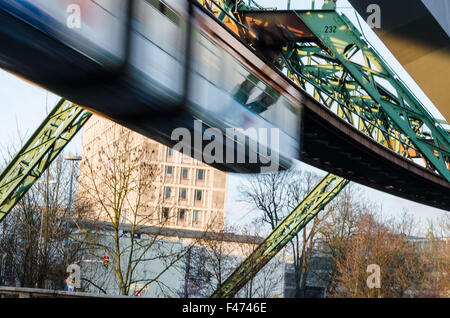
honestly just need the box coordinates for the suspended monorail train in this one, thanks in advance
[0,0,303,173]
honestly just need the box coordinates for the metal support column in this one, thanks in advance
[0,99,91,222]
[211,173,349,298]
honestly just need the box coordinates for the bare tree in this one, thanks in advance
[239,169,328,298]
[235,221,285,298]
[284,170,325,297]
[329,211,429,298]
[316,184,366,295]
[75,126,211,296]
[178,221,284,298]
[419,214,450,297]
[179,225,241,297]
[0,153,84,289]
[238,170,293,229]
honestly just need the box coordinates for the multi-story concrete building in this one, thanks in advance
[80,115,228,232]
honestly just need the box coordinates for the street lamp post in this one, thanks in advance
[65,155,82,210]
[36,176,56,251]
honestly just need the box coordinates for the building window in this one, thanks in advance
[193,211,201,222]
[182,167,189,179]
[167,147,174,157]
[162,208,169,220]
[195,189,203,201]
[166,166,173,177]
[179,209,186,221]
[164,186,171,198]
[179,188,187,200]
[197,169,204,180]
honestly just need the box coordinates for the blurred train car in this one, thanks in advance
[0,0,303,173]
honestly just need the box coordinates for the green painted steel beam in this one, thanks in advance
[199,0,448,298]
[280,48,421,158]
[199,0,449,181]
[211,173,349,298]
[0,99,91,222]
[293,10,450,181]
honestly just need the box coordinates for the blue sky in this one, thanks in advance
[0,0,448,234]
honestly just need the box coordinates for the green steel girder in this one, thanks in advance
[198,0,450,181]
[280,47,419,159]
[198,0,449,298]
[211,173,349,298]
[0,99,91,222]
[292,10,450,181]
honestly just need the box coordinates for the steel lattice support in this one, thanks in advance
[281,49,415,157]
[0,99,91,222]
[199,0,449,297]
[290,10,450,181]
[198,0,450,182]
[211,173,349,298]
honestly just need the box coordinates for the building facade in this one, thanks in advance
[80,115,228,232]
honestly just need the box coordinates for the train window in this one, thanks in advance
[260,96,301,139]
[134,0,185,59]
[195,34,223,87]
[221,53,237,93]
[193,39,300,142]
[144,0,180,26]
[228,62,280,115]
[233,73,260,105]
[2,0,128,69]
[247,91,278,114]
[225,56,300,139]
[130,0,187,100]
